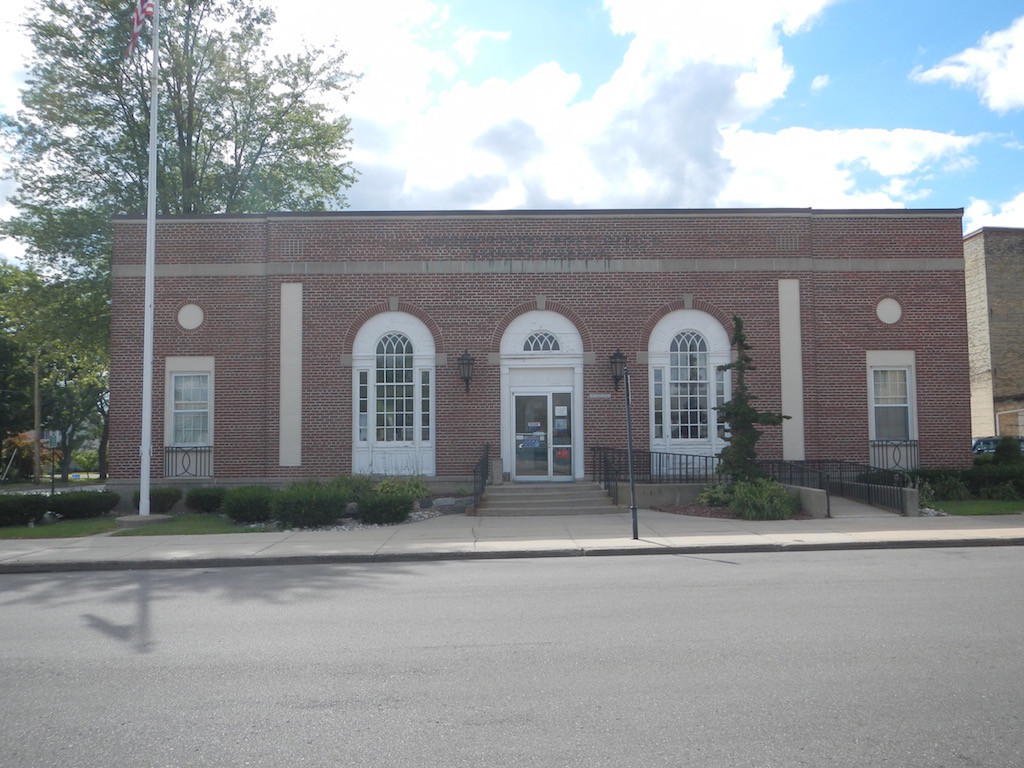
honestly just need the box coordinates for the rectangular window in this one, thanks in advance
[172,373,210,445]
[358,371,368,442]
[653,369,664,439]
[716,368,729,439]
[420,369,431,442]
[872,368,910,440]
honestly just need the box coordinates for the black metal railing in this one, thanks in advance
[592,447,722,504]
[593,447,722,484]
[755,460,832,517]
[593,448,908,514]
[791,459,908,514]
[164,446,213,478]
[869,440,919,471]
[471,443,490,510]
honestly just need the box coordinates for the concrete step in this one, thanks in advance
[477,482,620,516]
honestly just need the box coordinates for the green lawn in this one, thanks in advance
[930,499,1024,516]
[112,514,277,536]
[0,517,119,539]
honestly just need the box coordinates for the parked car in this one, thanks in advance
[972,436,1024,453]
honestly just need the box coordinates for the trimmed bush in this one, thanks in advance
[0,493,48,527]
[271,481,348,529]
[221,486,277,524]
[330,474,375,503]
[47,490,121,520]
[131,486,183,515]
[355,477,429,525]
[729,478,799,521]
[185,486,228,513]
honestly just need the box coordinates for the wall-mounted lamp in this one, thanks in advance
[457,349,475,392]
[609,349,627,391]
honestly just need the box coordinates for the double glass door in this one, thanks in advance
[513,391,572,480]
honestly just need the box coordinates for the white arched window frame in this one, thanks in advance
[352,312,436,475]
[648,310,732,457]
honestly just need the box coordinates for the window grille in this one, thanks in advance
[524,331,560,352]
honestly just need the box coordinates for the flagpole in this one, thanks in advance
[138,0,160,515]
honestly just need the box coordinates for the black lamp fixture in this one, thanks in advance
[609,349,627,391]
[457,349,475,392]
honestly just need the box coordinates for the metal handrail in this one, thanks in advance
[790,459,908,514]
[471,443,490,510]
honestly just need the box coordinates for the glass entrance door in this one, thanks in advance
[513,391,573,480]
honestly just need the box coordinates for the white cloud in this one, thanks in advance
[717,127,980,208]
[912,15,1024,113]
[810,74,829,91]
[964,192,1024,232]
[453,28,510,65]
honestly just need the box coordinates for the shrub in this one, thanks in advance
[979,481,1022,501]
[0,493,48,527]
[131,486,183,515]
[698,483,734,507]
[47,490,121,520]
[729,478,799,521]
[925,474,971,501]
[993,436,1024,465]
[71,449,99,473]
[185,486,228,513]
[330,474,376,505]
[354,477,429,525]
[356,492,413,525]
[221,485,277,524]
[271,481,348,529]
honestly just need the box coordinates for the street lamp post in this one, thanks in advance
[609,350,639,540]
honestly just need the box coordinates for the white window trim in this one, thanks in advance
[866,350,917,441]
[647,310,731,454]
[164,356,214,447]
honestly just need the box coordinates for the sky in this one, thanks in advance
[2,0,1024,264]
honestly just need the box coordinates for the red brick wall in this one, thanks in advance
[109,209,971,482]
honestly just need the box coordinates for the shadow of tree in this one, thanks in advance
[0,560,440,654]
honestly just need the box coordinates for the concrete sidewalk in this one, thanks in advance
[1,504,1023,573]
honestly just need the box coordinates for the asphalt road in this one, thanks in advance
[1,548,1022,767]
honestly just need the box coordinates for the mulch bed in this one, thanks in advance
[653,504,813,520]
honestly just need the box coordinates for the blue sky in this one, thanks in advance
[2,0,1023,263]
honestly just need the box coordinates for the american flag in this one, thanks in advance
[127,0,155,58]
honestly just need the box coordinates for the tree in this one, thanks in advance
[0,264,110,481]
[715,316,788,482]
[2,0,359,277]
[1,0,358,479]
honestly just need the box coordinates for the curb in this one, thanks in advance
[1,536,1022,574]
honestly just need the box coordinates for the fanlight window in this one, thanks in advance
[524,331,560,352]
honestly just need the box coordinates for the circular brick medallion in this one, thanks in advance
[876,298,902,325]
[177,304,204,330]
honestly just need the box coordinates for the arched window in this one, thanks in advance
[524,331,560,352]
[648,310,731,456]
[668,331,709,439]
[375,333,415,442]
[352,312,436,475]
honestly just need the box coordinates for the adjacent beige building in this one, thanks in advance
[964,227,1024,438]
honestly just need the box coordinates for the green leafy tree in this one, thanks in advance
[0,267,35,445]
[1,0,358,479]
[0,264,110,481]
[715,316,788,482]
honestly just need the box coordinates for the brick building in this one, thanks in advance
[109,208,972,494]
[964,227,1024,438]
